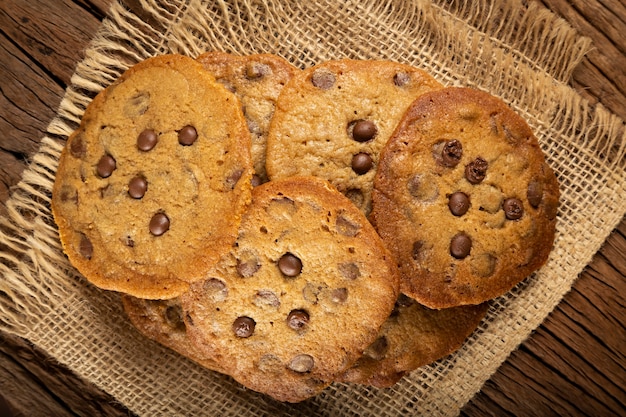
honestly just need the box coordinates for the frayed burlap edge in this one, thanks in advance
[1,0,624,416]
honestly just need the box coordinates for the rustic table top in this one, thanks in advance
[1,0,624,416]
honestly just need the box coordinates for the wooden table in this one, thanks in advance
[1,1,624,415]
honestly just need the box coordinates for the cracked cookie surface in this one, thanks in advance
[52,54,253,299]
[372,87,559,308]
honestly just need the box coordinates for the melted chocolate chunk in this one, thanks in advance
[393,72,410,86]
[232,316,255,338]
[441,139,463,167]
[350,120,377,142]
[149,212,170,236]
[287,309,310,331]
[78,233,93,259]
[278,253,302,277]
[225,168,244,190]
[128,176,148,199]
[288,354,314,373]
[450,232,472,259]
[527,180,543,208]
[178,125,198,146]
[137,129,158,151]
[465,157,488,184]
[96,154,116,178]
[251,174,262,187]
[351,153,373,175]
[448,192,470,216]
[310,69,335,89]
[503,198,524,220]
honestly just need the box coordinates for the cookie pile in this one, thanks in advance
[52,52,558,402]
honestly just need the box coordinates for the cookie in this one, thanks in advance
[52,54,253,299]
[265,59,442,215]
[337,294,489,387]
[196,51,297,184]
[371,87,559,308]
[181,176,400,402]
[121,295,224,373]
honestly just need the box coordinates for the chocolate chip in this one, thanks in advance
[124,91,150,117]
[350,120,377,142]
[448,192,470,216]
[331,288,348,303]
[351,153,373,175]
[254,290,280,308]
[393,72,410,86]
[527,179,543,208]
[137,129,158,151]
[288,354,314,373]
[225,168,244,190]
[287,309,310,331]
[203,278,228,302]
[246,62,271,79]
[302,282,327,304]
[465,157,488,184]
[365,336,388,361]
[251,174,262,187]
[70,133,86,158]
[450,232,472,259]
[128,176,148,199]
[412,240,424,261]
[164,304,185,330]
[236,252,261,278]
[178,125,198,146]
[232,316,255,338]
[407,174,439,202]
[503,198,524,220]
[278,253,302,277]
[336,213,360,237]
[310,69,335,89]
[96,154,116,178]
[149,212,170,236]
[441,139,463,167]
[338,262,360,280]
[78,233,93,259]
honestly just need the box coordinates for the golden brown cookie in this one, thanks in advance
[52,54,253,299]
[337,295,489,387]
[196,51,297,184]
[121,295,224,373]
[181,176,400,402]
[265,59,443,215]
[372,87,559,308]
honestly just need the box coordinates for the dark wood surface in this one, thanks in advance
[1,0,624,415]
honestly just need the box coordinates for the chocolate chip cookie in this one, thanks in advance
[337,295,489,387]
[181,176,400,402]
[196,51,297,184]
[121,295,224,373]
[372,87,559,308]
[52,54,253,299]
[265,59,442,215]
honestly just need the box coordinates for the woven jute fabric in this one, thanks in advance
[1,0,625,415]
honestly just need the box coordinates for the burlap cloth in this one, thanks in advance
[1,0,624,415]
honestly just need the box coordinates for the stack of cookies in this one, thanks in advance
[51,52,559,402]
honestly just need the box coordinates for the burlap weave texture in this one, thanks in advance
[1,0,624,415]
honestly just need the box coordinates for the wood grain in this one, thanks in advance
[0,0,624,415]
